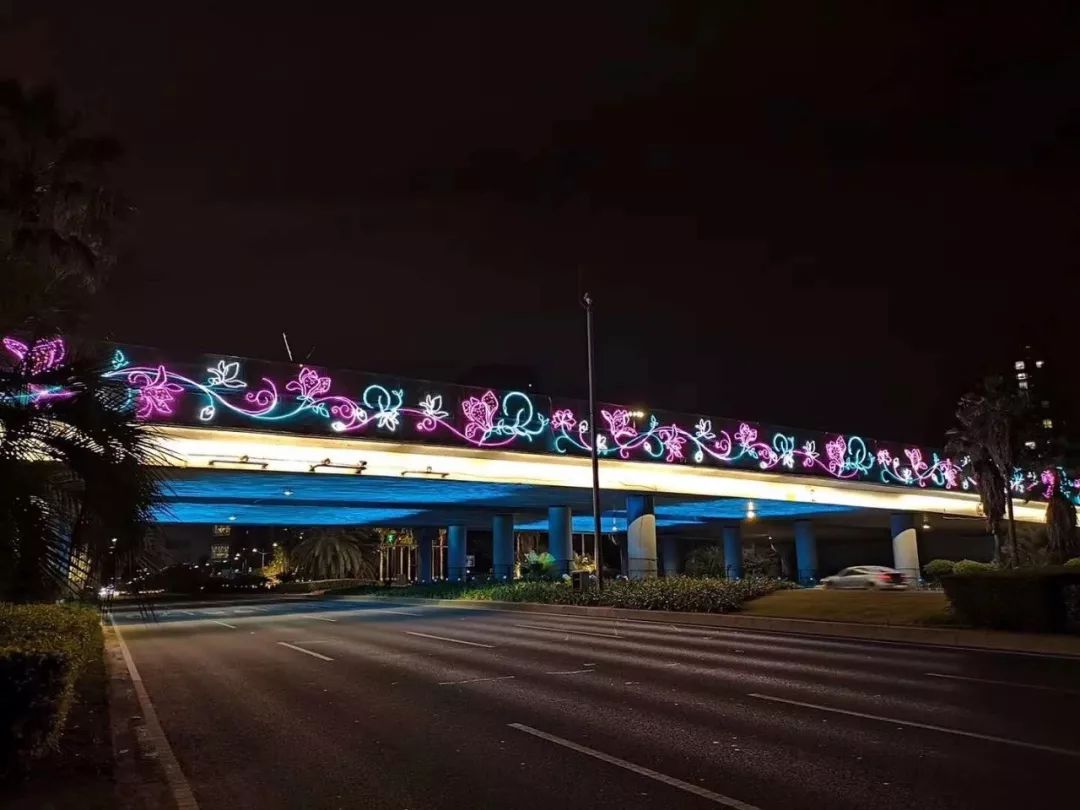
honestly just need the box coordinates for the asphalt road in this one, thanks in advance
[111,597,1080,810]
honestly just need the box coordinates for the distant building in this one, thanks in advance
[1012,346,1066,456]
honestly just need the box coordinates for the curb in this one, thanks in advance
[329,595,1080,658]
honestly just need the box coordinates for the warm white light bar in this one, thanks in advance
[149,426,1047,523]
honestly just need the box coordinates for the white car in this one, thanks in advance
[819,566,908,590]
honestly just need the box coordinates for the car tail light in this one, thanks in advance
[878,574,892,583]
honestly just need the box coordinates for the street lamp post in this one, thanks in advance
[583,292,603,588]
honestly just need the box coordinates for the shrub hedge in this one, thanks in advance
[942,568,1080,633]
[952,559,997,575]
[335,575,786,613]
[0,603,102,772]
[922,559,956,582]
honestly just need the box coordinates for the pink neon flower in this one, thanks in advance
[462,390,499,443]
[826,435,847,474]
[3,336,66,375]
[287,367,332,402]
[941,458,960,490]
[551,409,577,432]
[1041,468,1057,499]
[602,409,637,442]
[734,423,757,449]
[130,365,183,419]
[876,449,892,467]
[801,440,818,468]
[904,448,927,474]
[657,425,686,462]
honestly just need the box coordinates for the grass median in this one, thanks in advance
[740,588,953,625]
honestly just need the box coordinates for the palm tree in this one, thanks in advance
[291,529,379,580]
[946,376,1032,566]
[0,342,162,600]
[0,80,126,334]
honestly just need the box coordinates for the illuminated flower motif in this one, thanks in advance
[111,349,129,370]
[876,449,892,467]
[734,423,757,450]
[206,360,246,389]
[3,336,66,375]
[129,365,183,419]
[694,419,715,440]
[419,394,449,421]
[941,458,960,489]
[801,440,819,468]
[199,405,215,421]
[657,425,686,462]
[825,435,847,474]
[462,390,499,443]
[286,367,331,402]
[904,448,927,475]
[602,409,637,442]
[596,434,608,452]
[758,446,778,469]
[551,409,577,432]
[1041,469,1057,499]
[1010,471,1027,493]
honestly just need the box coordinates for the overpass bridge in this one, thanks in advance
[9,337,1053,581]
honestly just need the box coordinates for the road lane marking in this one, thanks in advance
[405,631,495,648]
[212,620,238,629]
[748,693,1080,758]
[924,672,1080,695]
[313,616,338,622]
[108,616,200,810]
[514,623,619,639]
[508,723,759,809]
[384,609,423,616]
[438,675,517,685]
[545,669,595,676]
[276,642,334,661]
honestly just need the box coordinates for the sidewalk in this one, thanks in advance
[331,594,1080,658]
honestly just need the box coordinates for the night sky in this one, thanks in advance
[3,2,1078,446]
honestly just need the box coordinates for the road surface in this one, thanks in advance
[111,597,1080,809]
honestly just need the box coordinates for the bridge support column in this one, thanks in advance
[417,527,435,583]
[627,494,657,579]
[548,507,572,576]
[794,520,818,585]
[492,514,515,580]
[891,513,920,584]
[448,525,468,581]
[723,525,743,578]
[660,536,679,577]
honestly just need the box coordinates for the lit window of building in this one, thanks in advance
[1043,418,1053,430]
[1016,372,1028,381]
[1019,380,1029,390]
[1036,360,1044,369]
[1015,361,1026,370]
[1042,400,1051,409]
[1025,440,1037,450]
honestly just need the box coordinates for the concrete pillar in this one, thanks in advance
[890,513,920,583]
[548,506,573,576]
[492,514,515,580]
[417,527,435,583]
[660,536,679,576]
[794,520,818,584]
[447,525,468,581]
[626,494,658,579]
[722,525,743,579]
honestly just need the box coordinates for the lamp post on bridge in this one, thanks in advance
[583,291,603,589]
